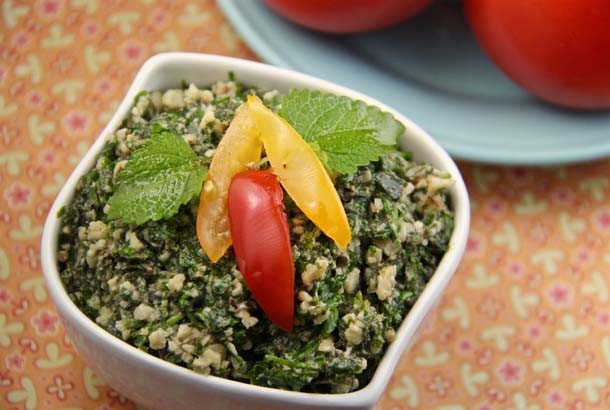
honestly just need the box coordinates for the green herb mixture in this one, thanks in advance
[57,79,454,393]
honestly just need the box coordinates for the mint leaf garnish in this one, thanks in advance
[107,132,206,225]
[279,90,405,174]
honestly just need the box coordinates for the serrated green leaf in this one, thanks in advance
[279,90,404,174]
[315,134,393,175]
[107,132,206,225]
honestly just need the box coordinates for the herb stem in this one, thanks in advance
[164,312,184,328]
[253,156,269,170]
[264,354,319,371]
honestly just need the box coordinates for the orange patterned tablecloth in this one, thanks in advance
[2,2,610,409]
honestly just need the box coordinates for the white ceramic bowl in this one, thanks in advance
[41,52,470,410]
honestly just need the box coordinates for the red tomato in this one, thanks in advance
[227,169,294,332]
[465,0,610,110]
[264,0,434,33]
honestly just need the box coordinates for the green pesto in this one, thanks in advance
[57,80,454,393]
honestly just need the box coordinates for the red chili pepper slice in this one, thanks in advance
[227,169,295,332]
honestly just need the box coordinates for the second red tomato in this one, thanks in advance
[466,0,610,110]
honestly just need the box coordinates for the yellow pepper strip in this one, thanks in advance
[247,95,351,249]
[196,102,263,262]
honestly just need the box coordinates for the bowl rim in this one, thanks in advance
[41,52,470,408]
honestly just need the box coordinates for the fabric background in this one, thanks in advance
[1,1,610,409]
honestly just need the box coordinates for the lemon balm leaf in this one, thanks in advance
[280,89,403,146]
[107,132,206,225]
[279,89,404,174]
[314,134,394,175]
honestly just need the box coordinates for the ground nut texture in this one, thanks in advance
[58,80,454,393]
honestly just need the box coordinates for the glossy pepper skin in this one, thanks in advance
[196,103,262,263]
[247,95,351,249]
[227,169,295,332]
[197,95,351,264]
